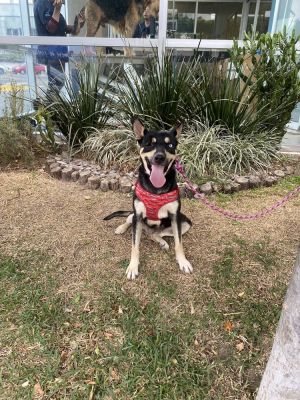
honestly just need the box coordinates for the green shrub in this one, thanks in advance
[178,121,281,179]
[0,82,35,166]
[41,56,114,146]
[0,118,34,166]
[231,29,300,135]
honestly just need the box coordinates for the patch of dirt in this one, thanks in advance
[0,170,299,293]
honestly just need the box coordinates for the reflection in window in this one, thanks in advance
[168,1,243,39]
[0,0,21,36]
[246,1,272,35]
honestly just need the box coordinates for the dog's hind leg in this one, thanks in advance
[115,214,133,235]
[150,233,169,251]
[85,1,105,37]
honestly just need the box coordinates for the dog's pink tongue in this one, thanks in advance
[150,165,166,188]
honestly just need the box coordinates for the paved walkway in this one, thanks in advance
[281,129,300,154]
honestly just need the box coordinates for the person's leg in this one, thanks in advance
[47,61,65,94]
[71,67,80,95]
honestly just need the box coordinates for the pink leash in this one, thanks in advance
[175,159,300,222]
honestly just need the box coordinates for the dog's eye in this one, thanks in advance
[168,144,173,148]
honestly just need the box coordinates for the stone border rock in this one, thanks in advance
[44,155,297,198]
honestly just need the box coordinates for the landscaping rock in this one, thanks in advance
[100,179,109,192]
[49,162,60,171]
[50,167,62,179]
[264,176,277,187]
[249,175,261,188]
[88,176,100,190]
[235,176,249,190]
[120,177,132,193]
[284,165,295,175]
[109,178,119,191]
[78,171,91,185]
[200,182,212,195]
[231,182,241,193]
[223,184,232,194]
[44,152,292,197]
[71,171,79,182]
[273,169,285,178]
[212,183,222,193]
[61,167,73,182]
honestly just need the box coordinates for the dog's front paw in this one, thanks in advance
[160,240,169,251]
[126,263,139,280]
[115,224,128,235]
[177,257,193,274]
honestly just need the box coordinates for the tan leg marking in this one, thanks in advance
[85,2,105,37]
[171,219,193,274]
[126,217,142,279]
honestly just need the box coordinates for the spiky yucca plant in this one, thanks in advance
[41,56,113,146]
[115,50,200,129]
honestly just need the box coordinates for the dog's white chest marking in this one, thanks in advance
[158,200,179,219]
[134,199,179,222]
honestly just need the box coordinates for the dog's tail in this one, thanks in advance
[103,211,132,221]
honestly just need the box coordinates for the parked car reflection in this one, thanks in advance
[12,64,46,75]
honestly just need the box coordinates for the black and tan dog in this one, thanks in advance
[74,0,159,38]
[104,118,193,279]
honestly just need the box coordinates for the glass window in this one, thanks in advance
[168,1,244,39]
[246,1,272,35]
[29,0,159,39]
[0,0,21,36]
[276,0,300,35]
[0,47,31,115]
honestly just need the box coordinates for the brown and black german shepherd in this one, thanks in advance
[74,0,159,38]
[104,118,193,280]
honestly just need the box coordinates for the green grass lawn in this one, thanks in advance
[0,245,286,399]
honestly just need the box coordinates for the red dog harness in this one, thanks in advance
[135,182,179,221]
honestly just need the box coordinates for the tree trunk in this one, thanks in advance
[256,246,300,400]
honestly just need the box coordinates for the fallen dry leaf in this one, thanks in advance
[104,332,113,340]
[34,382,44,397]
[224,320,234,332]
[60,350,68,364]
[190,302,195,315]
[83,301,91,312]
[118,306,123,314]
[236,342,245,352]
[21,380,30,388]
[110,369,120,381]
[85,380,96,385]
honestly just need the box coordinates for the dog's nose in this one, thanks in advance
[154,152,166,164]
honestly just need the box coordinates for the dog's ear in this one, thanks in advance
[171,122,182,137]
[132,116,145,140]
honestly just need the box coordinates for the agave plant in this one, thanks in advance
[41,56,114,146]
